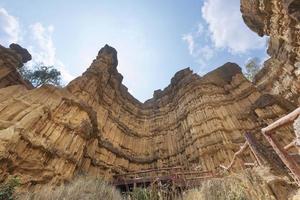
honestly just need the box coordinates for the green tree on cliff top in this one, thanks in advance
[244,57,262,81]
[19,64,62,87]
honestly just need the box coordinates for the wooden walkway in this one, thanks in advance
[113,107,300,190]
[112,166,215,191]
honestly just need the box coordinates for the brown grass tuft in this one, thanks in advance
[16,176,122,200]
[179,168,294,200]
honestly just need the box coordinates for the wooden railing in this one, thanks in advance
[112,166,215,189]
[262,107,300,185]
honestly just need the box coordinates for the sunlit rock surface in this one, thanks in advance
[241,0,300,104]
[0,44,297,187]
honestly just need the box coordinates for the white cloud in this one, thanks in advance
[27,22,74,82]
[201,0,266,53]
[200,45,214,60]
[182,33,195,55]
[0,8,20,46]
[182,23,208,57]
[0,7,74,83]
[182,29,215,75]
[197,23,204,35]
[182,0,267,74]
[29,23,56,65]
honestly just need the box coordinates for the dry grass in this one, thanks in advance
[14,167,296,200]
[181,178,248,200]
[179,168,287,200]
[16,176,122,200]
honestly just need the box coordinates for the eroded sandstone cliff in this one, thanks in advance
[0,44,297,187]
[241,0,300,104]
[0,44,33,89]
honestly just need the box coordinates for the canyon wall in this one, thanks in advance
[241,0,300,104]
[0,44,296,186]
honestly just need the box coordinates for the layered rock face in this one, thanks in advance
[0,44,33,89]
[0,44,296,186]
[241,0,300,104]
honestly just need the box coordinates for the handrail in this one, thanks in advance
[262,107,300,135]
[112,166,212,177]
[114,169,212,177]
[261,107,300,185]
[112,167,215,188]
[113,166,184,177]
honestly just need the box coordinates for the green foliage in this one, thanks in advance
[244,57,261,81]
[19,64,62,87]
[0,177,20,200]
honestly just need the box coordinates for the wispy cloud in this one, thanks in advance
[0,7,20,46]
[182,33,195,55]
[0,7,74,83]
[182,23,215,75]
[182,0,267,74]
[29,23,56,65]
[201,0,266,53]
[27,22,74,82]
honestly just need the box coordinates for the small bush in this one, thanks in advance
[0,177,20,200]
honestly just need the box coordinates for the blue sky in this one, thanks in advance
[0,0,267,102]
